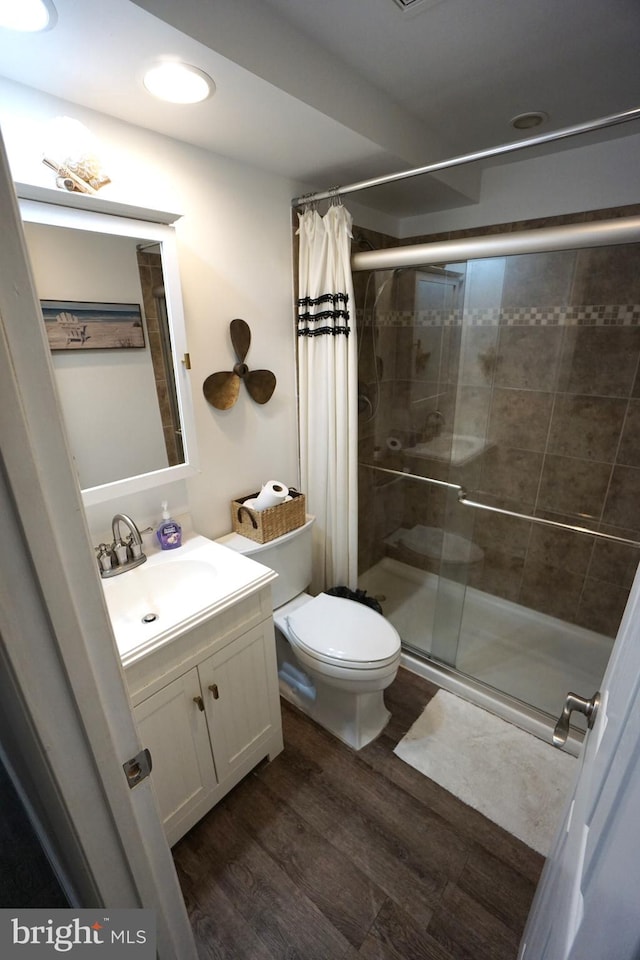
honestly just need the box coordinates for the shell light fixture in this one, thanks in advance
[0,0,57,31]
[143,61,214,104]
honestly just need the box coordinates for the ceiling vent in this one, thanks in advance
[392,0,442,12]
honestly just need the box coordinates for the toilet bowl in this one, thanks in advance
[217,517,401,749]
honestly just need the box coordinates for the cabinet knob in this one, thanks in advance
[193,695,205,712]
[208,683,219,700]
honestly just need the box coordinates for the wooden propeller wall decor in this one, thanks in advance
[203,318,277,410]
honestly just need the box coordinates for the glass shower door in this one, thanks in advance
[357,237,640,724]
[356,260,469,664]
[434,244,640,720]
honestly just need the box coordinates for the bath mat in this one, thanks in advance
[394,690,577,855]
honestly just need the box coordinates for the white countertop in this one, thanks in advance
[102,532,277,666]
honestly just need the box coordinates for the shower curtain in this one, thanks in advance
[296,202,358,593]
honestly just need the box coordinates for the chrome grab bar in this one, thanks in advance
[359,462,640,549]
[361,462,458,490]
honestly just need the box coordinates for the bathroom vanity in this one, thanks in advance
[17,187,284,845]
[104,535,282,846]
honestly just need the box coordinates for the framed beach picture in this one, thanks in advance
[41,300,145,351]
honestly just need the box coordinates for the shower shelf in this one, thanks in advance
[404,433,493,466]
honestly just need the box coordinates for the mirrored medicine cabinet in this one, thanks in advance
[17,184,198,507]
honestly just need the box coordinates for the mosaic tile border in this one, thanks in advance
[359,305,640,327]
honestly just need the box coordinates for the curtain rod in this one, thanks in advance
[351,215,640,272]
[292,106,640,208]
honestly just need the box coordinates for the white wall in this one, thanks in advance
[2,79,637,545]
[0,78,303,543]
[399,131,640,237]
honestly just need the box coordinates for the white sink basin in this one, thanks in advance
[102,534,276,663]
[405,433,493,466]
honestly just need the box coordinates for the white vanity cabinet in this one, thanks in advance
[133,667,217,840]
[125,586,283,846]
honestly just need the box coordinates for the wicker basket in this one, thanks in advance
[231,489,306,544]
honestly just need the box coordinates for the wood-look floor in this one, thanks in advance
[173,667,544,960]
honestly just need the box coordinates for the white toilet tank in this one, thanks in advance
[216,516,314,609]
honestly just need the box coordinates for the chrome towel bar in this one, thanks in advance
[359,462,640,549]
[456,492,640,548]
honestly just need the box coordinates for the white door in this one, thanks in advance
[0,127,197,959]
[519,562,640,960]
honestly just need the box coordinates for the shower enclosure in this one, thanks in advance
[356,220,640,737]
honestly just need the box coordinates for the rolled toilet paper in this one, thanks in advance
[254,480,289,511]
[386,437,403,453]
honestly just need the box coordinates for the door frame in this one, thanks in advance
[0,127,197,958]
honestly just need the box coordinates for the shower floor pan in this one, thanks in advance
[359,557,612,725]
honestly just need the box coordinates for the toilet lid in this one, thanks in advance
[285,593,400,668]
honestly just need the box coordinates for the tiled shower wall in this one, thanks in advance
[356,206,640,638]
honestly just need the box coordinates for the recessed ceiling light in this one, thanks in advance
[0,0,56,31]
[510,111,549,131]
[143,62,214,104]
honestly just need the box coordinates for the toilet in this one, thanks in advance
[217,517,401,749]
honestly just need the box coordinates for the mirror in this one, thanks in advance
[18,189,197,506]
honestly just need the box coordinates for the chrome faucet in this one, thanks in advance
[96,513,148,578]
[424,409,445,440]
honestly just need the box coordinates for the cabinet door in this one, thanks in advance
[133,668,217,844]
[199,622,282,786]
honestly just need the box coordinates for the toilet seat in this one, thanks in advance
[285,593,400,670]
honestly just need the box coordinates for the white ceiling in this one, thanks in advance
[261,0,640,154]
[0,0,638,218]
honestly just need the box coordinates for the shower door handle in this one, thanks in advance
[553,691,600,748]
